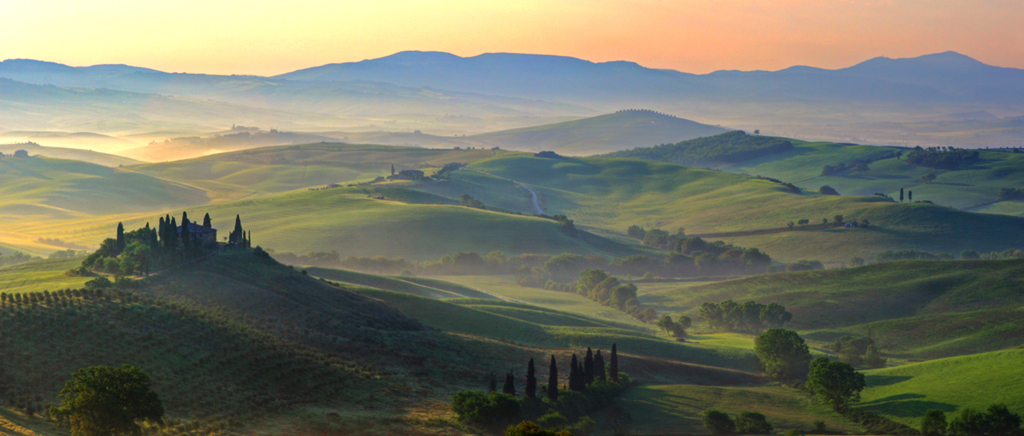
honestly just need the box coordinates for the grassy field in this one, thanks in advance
[722,141,1024,214]
[0,257,91,294]
[132,142,503,202]
[0,156,207,220]
[9,187,645,261]
[640,259,1024,359]
[465,154,1024,264]
[619,384,864,435]
[859,349,1024,427]
[471,110,728,155]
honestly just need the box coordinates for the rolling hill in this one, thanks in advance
[640,259,1024,359]
[129,142,503,201]
[859,349,1024,427]
[0,137,142,163]
[458,154,1024,263]
[602,130,800,166]
[0,155,207,220]
[470,110,728,155]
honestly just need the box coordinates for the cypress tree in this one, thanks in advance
[900,188,904,202]
[525,358,537,399]
[181,217,191,252]
[594,350,606,382]
[487,372,497,392]
[116,222,125,254]
[247,230,252,248]
[149,228,158,253]
[909,190,913,201]
[502,370,515,396]
[610,343,619,382]
[584,347,595,385]
[232,215,243,244]
[391,164,395,175]
[203,213,211,228]
[568,354,579,391]
[547,355,558,402]
[169,217,177,247]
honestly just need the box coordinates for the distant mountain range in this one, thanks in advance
[1,51,1022,151]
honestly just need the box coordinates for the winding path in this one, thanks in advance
[513,181,545,215]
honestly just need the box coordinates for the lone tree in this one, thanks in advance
[922,173,937,184]
[900,188,905,203]
[754,329,812,381]
[547,356,558,402]
[115,223,126,254]
[610,343,619,382]
[525,358,537,399]
[921,410,947,436]
[703,410,736,435]
[49,365,164,436]
[806,357,866,411]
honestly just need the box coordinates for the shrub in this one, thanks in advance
[754,329,812,381]
[819,186,840,196]
[921,410,947,436]
[451,391,521,429]
[737,412,773,434]
[703,410,736,434]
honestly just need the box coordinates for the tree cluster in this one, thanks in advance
[807,357,866,410]
[604,131,794,167]
[571,269,656,322]
[453,346,625,435]
[906,146,980,170]
[922,404,1022,436]
[703,410,774,435]
[754,329,812,381]
[699,300,792,333]
[828,336,887,368]
[656,314,691,338]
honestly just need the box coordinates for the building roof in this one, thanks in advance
[178,222,216,234]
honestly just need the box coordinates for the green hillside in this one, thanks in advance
[305,266,498,300]
[25,187,644,261]
[472,110,728,155]
[131,142,503,202]
[0,257,90,294]
[719,140,1024,215]
[603,130,800,167]
[641,259,1024,359]
[0,142,141,166]
[0,156,207,220]
[463,154,1024,264]
[859,349,1024,427]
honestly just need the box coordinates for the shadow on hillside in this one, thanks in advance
[858,393,957,417]
[864,374,912,387]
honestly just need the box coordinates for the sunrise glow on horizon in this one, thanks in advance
[2,0,1022,75]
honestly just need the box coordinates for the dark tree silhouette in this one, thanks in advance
[49,365,163,436]
[900,188,904,202]
[547,356,558,402]
[202,213,211,228]
[610,343,619,382]
[584,347,595,385]
[502,370,516,396]
[115,223,125,254]
[525,358,537,399]
[594,350,606,382]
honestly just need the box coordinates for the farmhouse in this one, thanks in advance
[389,169,425,180]
[178,222,218,246]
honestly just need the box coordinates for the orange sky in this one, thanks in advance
[2,0,1022,75]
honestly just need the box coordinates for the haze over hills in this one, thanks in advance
[2,50,1023,154]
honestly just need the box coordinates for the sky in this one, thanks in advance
[2,0,1022,76]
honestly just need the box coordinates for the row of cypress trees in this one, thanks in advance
[500,344,620,402]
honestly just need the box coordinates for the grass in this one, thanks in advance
[0,258,91,294]
[355,287,758,372]
[618,384,864,435]
[858,349,1024,427]
[722,141,1024,213]
[0,156,207,220]
[471,110,728,155]
[464,154,1024,264]
[131,142,502,202]
[641,259,1024,359]
[305,267,497,300]
[10,187,645,261]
